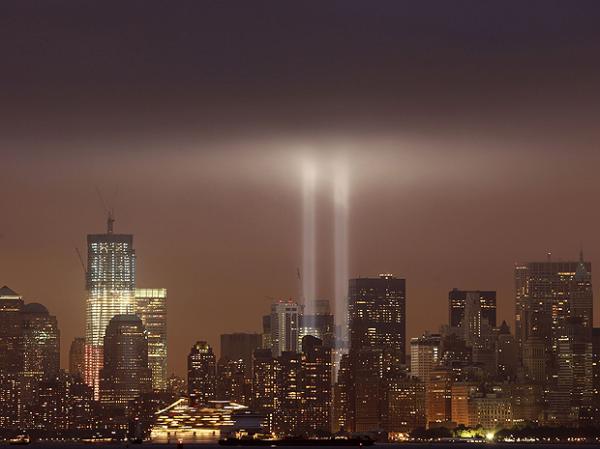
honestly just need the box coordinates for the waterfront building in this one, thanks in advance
[425,368,453,427]
[188,341,217,407]
[135,288,168,390]
[84,215,136,397]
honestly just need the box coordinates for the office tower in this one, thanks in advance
[69,337,86,379]
[410,332,441,381]
[220,333,261,378]
[275,351,302,435]
[548,317,593,424]
[515,254,592,374]
[496,321,518,380]
[593,328,600,417]
[347,274,406,432]
[449,288,496,329]
[187,341,217,406]
[99,315,152,408]
[425,368,453,427]
[510,382,543,424]
[252,348,279,431]
[21,302,60,378]
[270,300,301,357]
[84,215,136,396]
[135,288,168,390]
[349,274,406,361]
[217,358,250,405]
[299,335,332,435]
[0,286,24,376]
[387,377,426,433]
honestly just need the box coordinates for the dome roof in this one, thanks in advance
[22,302,49,315]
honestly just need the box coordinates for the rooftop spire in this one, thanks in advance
[107,210,114,234]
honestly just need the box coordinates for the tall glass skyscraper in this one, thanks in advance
[135,288,168,390]
[84,215,136,397]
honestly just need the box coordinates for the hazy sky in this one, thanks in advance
[2,1,600,374]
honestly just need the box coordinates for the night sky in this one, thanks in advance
[3,1,600,375]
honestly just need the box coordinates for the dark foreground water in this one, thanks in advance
[2,444,598,449]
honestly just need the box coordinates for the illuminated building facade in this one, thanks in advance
[299,299,335,350]
[299,335,332,435]
[84,215,136,397]
[69,337,86,379]
[425,368,453,427]
[275,351,302,435]
[188,341,217,406]
[387,378,426,433]
[99,315,152,408]
[217,358,251,406]
[21,302,60,378]
[347,274,406,432]
[135,288,168,390]
[251,348,279,431]
[410,333,441,381]
[270,300,301,357]
[515,255,592,380]
[151,399,260,443]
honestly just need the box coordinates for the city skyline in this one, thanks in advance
[3,4,600,431]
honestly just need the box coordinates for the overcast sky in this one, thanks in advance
[2,1,600,374]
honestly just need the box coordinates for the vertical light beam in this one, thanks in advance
[302,160,317,321]
[333,159,349,365]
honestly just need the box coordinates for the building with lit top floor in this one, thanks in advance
[135,288,168,390]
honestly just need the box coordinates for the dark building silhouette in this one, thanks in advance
[220,333,261,378]
[99,315,152,409]
[0,286,24,376]
[448,288,496,329]
[69,337,86,379]
[275,351,302,436]
[187,341,217,406]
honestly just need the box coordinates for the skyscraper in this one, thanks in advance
[187,341,217,406]
[348,274,406,362]
[270,300,301,357]
[21,302,60,378]
[84,214,136,397]
[410,333,441,381]
[299,335,332,435]
[347,274,407,432]
[515,253,593,382]
[448,289,496,329]
[69,337,86,379]
[0,286,24,376]
[99,315,152,408]
[252,348,279,432]
[135,288,168,390]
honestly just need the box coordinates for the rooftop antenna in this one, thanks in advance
[95,186,118,234]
